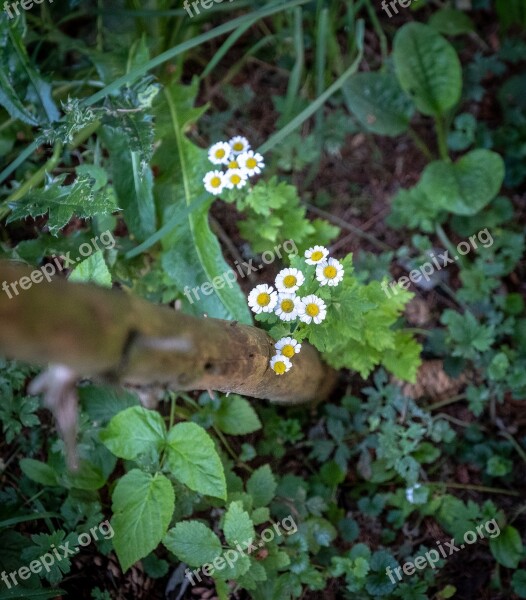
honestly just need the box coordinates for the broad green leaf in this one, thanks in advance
[163,520,222,567]
[489,525,523,569]
[214,395,262,435]
[512,570,526,599]
[165,422,227,500]
[79,385,140,424]
[7,174,118,235]
[69,250,112,287]
[428,9,475,36]
[0,18,59,125]
[393,23,462,116]
[112,470,175,572]
[223,501,255,546]
[421,150,505,215]
[19,459,59,487]
[344,72,414,136]
[247,465,277,508]
[100,406,166,461]
[100,125,156,242]
[154,79,252,324]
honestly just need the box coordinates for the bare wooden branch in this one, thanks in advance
[0,262,337,404]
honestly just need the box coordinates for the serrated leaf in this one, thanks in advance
[247,465,277,508]
[489,525,523,569]
[69,250,112,287]
[7,174,117,235]
[223,501,255,546]
[393,23,462,116]
[165,422,226,499]
[111,470,175,572]
[100,406,166,461]
[214,395,261,435]
[163,520,222,567]
[344,72,414,136]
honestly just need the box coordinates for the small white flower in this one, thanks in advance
[305,245,329,265]
[208,141,231,165]
[316,258,344,287]
[270,354,292,375]
[248,284,278,314]
[238,150,265,176]
[298,294,327,324]
[275,337,301,359]
[275,268,305,293]
[229,136,251,155]
[226,155,241,169]
[275,293,301,322]
[224,168,248,190]
[203,170,226,196]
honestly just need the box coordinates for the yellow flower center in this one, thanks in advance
[273,361,287,374]
[282,345,295,358]
[211,176,222,188]
[246,157,257,169]
[257,293,270,306]
[230,174,241,185]
[280,299,295,313]
[215,148,226,159]
[233,142,244,151]
[228,160,239,169]
[306,303,320,317]
[283,275,297,288]
[323,265,337,279]
[311,250,324,262]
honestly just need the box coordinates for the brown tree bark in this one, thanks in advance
[0,261,336,405]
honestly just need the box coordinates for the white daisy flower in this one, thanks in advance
[226,155,241,169]
[208,141,231,165]
[203,170,226,196]
[248,284,278,314]
[238,150,265,176]
[270,354,292,375]
[229,136,251,155]
[316,257,344,287]
[224,168,248,190]
[275,293,301,322]
[305,245,329,265]
[298,294,327,324]
[275,268,305,293]
[275,337,302,359]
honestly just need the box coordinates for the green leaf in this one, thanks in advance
[0,18,59,125]
[393,23,462,116]
[428,9,475,36]
[154,79,252,324]
[214,395,262,435]
[163,520,222,567]
[100,406,166,461]
[100,125,156,242]
[344,72,414,136]
[421,150,505,216]
[165,422,227,499]
[246,465,277,508]
[489,525,523,568]
[69,251,112,287]
[79,385,140,424]
[7,174,118,235]
[223,501,255,546]
[112,470,175,572]
[511,570,526,599]
[19,459,59,487]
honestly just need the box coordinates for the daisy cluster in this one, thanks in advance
[203,136,265,196]
[247,245,344,375]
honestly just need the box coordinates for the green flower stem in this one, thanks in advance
[408,128,434,161]
[434,114,450,162]
[435,222,468,270]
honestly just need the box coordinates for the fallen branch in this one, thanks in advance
[0,261,337,405]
